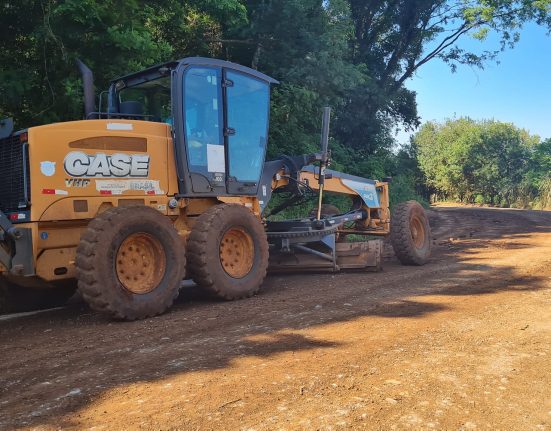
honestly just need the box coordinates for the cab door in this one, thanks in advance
[182,66,225,194]
[224,70,270,195]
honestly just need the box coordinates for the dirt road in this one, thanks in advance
[1,206,551,430]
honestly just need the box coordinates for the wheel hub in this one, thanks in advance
[219,227,254,278]
[410,216,425,248]
[116,233,166,294]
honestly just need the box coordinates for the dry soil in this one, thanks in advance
[1,206,551,430]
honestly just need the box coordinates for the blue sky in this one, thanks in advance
[398,22,551,145]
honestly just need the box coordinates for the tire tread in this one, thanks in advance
[390,200,431,266]
[75,206,184,320]
[187,204,268,300]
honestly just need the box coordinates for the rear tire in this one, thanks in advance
[187,204,268,300]
[75,206,185,320]
[391,201,431,266]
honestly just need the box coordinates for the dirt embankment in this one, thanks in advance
[1,207,551,430]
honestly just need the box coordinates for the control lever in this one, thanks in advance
[316,107,331,221]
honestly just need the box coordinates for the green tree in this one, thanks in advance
[476,121,535,205]
[2,0,551,197]
[525,137,551,208]
[416,118,481,201]
[341,0,551,176]
[220,0,364,160]
[415,118,542,207]
[0,0,245,126]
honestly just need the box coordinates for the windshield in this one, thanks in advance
[118,76,172,123]
[226,71,269,183]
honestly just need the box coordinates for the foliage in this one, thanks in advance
[1,0,551,208]
[0,0,245,125]
[388,174,428,209]
[529,138,551,208]
[536,176,551,209]
[415,118,548,208]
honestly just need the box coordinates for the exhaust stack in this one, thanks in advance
[76,59,95,119]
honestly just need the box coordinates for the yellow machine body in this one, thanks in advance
[2,118,389,284]
[0,57,415,322]
[1,119,258,283]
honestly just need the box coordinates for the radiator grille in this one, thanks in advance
[0,134,30,213]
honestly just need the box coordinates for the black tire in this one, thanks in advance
[187,204,268,300]
[390,201,431,266]
[309,204,341,218]
[75,206,185,320]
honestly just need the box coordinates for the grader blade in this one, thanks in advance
[268,238,383,273]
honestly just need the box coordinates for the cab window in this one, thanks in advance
[119,75,172,123]
[226,71,269,184]
[183,67,223,177]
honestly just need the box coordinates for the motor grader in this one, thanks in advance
[0,57,431,319]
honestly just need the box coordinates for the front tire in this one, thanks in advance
[390,201,431,265]
[187,204,268,300]
[76,206,185,320]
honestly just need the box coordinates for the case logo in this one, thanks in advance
[64,152,150,178]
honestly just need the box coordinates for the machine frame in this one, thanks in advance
[0,57,428,319]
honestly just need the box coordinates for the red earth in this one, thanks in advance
[1,206,551,430]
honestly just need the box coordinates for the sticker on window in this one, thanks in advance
[207,144,225,173]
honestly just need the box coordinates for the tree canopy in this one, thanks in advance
[1,0,550,208]
[415,118,550,208]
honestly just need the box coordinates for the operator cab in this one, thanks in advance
[103,57,279,197]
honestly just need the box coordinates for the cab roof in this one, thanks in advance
[111,57,279,88]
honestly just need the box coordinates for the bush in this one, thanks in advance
[534,177,551,209]
[389,174,429,209]
[474,194,486,205]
